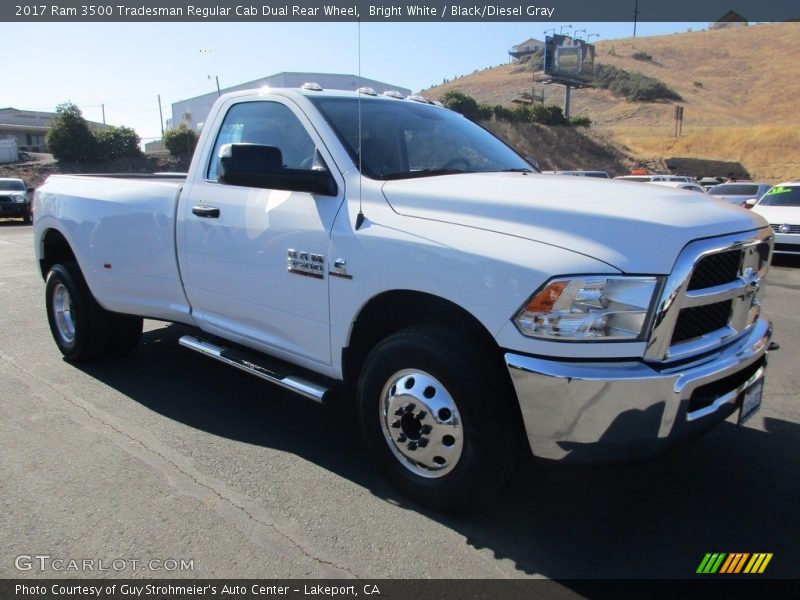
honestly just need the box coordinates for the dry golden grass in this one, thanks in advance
[424,23,800,181]
[612,125,800,182]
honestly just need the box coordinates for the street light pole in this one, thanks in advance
[209,75,221,96]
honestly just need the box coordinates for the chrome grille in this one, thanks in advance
[671,300,733,344]
[646,229,773,362]
[687,250,741,290]
[770,224,800,234]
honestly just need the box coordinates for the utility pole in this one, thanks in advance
[157,94,164,137]
[674,105,684,137]
[101,104,105,125]
[633,0,640,37]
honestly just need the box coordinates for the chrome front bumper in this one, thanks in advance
[505,315,772,462]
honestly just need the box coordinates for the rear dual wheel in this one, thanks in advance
[45,262,142,361]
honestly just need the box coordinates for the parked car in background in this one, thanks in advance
[542,170,610,178]
[0,178,33,224]
[615,174,695,183]
[708,182,772,206]
[751,183,800,256]
[648,181,707,194]
[699,176,725,191]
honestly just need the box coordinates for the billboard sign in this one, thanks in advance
[543,35,596,84]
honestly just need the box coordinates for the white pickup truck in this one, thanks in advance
[34,85,774,509]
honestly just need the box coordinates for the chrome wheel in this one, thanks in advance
[379,369,464,478]
[52,282,76,345]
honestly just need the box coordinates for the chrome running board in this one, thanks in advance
[178,335,329,404]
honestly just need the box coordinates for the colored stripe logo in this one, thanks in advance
[697,553,773,574]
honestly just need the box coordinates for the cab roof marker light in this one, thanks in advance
[356,87,377,96]
[301,82,323,91]
[383,90,404,99]
[431,100,444,107]
[407,94,430,103]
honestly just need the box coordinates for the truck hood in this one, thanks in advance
[381,173,767,273]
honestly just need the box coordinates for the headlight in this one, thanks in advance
[514,276,660,341]
[13,194,26,203]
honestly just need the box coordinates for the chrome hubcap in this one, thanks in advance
[380,369,463,478]
[52,283,76,344]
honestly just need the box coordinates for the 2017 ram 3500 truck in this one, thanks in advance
[34,85,774,509]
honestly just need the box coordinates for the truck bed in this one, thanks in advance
[35,174,193,324]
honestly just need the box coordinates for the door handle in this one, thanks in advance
[192,205,220,218]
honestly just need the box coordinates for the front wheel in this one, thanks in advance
[357,327,520,510]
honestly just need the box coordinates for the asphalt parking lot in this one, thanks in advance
[1,220,798,582]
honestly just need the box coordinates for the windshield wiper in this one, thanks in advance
[496,168,534,173]
[381,168,468,181]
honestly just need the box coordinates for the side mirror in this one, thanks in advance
[744,198,757,208]
[218,143,337,196]
[27,187,34,193]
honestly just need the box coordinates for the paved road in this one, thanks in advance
[1,221,798,581]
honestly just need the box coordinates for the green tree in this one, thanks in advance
[96,126,142,160]
[46,102,98,162]
[163,123,199,156]
[439,91,480,120]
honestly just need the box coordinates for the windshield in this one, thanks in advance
[0,180,25,191]
[308,97,533,180]
[758,186,800,207]
[710,184,760,196]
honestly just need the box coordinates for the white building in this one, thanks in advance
[170,72,412,132]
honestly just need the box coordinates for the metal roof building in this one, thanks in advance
[170,72,412,132]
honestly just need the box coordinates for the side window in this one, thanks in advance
[207,101,318,181]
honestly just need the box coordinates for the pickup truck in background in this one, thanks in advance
[34,85,774,510]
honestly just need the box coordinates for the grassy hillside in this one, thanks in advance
[425,22,800,181]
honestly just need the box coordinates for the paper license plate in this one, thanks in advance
[739,378,764,425]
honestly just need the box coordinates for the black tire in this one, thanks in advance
[357,326,520,511]
[22,208,32,225]
[45,262,110,361]
[107,314,143,355]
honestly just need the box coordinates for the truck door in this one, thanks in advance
[178,98,344,369]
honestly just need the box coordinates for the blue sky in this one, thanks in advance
[4,21,709,143]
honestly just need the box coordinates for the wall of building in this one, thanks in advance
[0,139,19,164]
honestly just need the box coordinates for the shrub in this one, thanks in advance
[476,104,494,120]
[46,102,98,162]
[439,91,480,120]
[632,51,653,62]
[530,104,566,125]
[96,126,141,160]
[491,105,516,122]
[592,64,682,102]
[164,123,199,156]
[568,115,592,127]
